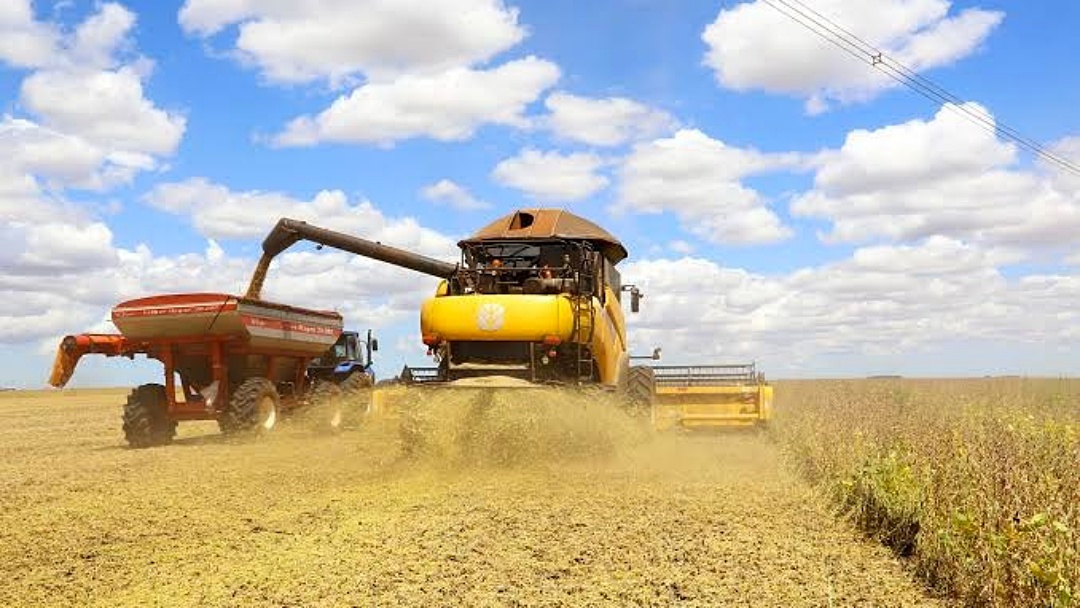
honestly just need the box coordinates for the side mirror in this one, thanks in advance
[651,347,662,360]
[371,338,379,352]
[622,284,643,313]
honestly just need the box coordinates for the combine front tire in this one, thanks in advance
[122,384,176,448]
[626,366,656,417]
[219,377,279,435]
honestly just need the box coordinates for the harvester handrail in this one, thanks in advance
[651,364,761,387]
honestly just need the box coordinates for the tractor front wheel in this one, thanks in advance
[122,383,176,448]
[219,377,279,435]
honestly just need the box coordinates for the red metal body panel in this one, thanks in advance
[51,292,341,422]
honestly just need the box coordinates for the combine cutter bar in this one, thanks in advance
[651,364,773,431]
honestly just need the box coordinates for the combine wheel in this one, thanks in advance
[625,366,656,417]
[122,383,176,448]
[219,377,279,435]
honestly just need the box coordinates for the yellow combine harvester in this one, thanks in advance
[244,208,770,427]
[650,364,773,430]
[248,210,653,405]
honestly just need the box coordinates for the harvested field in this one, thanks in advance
[0,387,942,607]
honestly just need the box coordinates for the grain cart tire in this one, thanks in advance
[626,366,656,417]
[220,377,279,435]
[122,383,176,448]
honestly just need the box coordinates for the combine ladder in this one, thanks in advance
[571,295,596,383]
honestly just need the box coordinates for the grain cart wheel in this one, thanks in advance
[122,383,176,448]
[220,377,279,435]
[626,366,656,417]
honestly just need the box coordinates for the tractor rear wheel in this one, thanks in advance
[219,377,279,435]
[338,372,373,429]
[122,383,176,448]
[625,366,656,417]
[309,380,345,432]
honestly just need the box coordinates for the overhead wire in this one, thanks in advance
[756,0,1080,176]
[774,0,1064,169]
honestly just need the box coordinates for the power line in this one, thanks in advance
[774,0,1061,168]
[757,0,1080,176]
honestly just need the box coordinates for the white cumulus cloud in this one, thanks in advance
[178,0,526,85]
[791,103,1080,249]
[144,177,458,260]
[0,0,58,69]
[623,237,1079,375]
[492,149,610,202]
[544,92,677,147]
[21,67,185,158]
[274,57,559,146]
[1,3,185,183]
[702,0,1003,112]
[420,179,491,211]
[616,129,805,245]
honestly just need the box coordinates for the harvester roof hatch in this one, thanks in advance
[460,209,628,263]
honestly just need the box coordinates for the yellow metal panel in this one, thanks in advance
[652,384,772,430]
[421,294,576,342]
[588,291,626,388]
[602,286,627,346]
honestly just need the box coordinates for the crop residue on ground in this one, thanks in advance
[0,387,940,607]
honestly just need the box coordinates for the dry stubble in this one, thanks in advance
[0,388,940,607]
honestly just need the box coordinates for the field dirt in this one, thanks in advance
[1,388,943,607]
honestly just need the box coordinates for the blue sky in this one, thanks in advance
[2,0,1078,388]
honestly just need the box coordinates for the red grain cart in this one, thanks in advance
[49,293,343,447]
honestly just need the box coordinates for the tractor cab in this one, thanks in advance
[308,330,378,385]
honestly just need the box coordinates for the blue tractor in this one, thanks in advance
[307,329,378,393]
